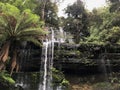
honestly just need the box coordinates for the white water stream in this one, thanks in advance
[14,28,66,90]
[39,29,55,90]
[43,40,49,90]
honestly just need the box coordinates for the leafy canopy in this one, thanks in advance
[0,2,45,46]
[63,0,89,43]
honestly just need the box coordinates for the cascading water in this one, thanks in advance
[99,52,112,81]
[39,28,55,90]
[13,28,66,90]
[100,57,108,80]
[42,40,49,90]
[51,29,54,69]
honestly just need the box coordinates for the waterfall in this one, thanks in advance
[39,28,55,90]
[51,29,54,68]
[99,53,113,81]
[14,28,65,90]
[100,57,108,80]
[42,40,48,90]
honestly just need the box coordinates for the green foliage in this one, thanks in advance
[108,0,119,3]
[13,0,37,11]
[108,0,120,12]
[0,0,59,29]
[0,2,20,19]
[0,71,15,85]
[52,68,69,86]
[0,0,37,12]
[65,0,84,18]
[22,9,43,26]
[105,26,120,43]
[0,2,45,46]
[86,6,120,45]
[0,2,46,74]
[63,0,89,43]
[52,68,64,83]
[35,1,59,28]
[61,79,69,86]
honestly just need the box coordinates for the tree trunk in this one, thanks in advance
[41,0,47,21]
[41,8,45,20]
[0,41,10,71]
[16,64,19,73]
[2,42,10,62]
[10,50,17,76]
[0,62,5,71]
[0,41,10,61]
[74,32,80,44]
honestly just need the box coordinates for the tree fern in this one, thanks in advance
[0,2,46,73]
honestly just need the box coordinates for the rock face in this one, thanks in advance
[19,42,42,72]
[19,42,120,74]
[54,43,120,74]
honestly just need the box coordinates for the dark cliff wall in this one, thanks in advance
[19,42,42,72]
[54,43,120,74]
[19,42,120,73]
